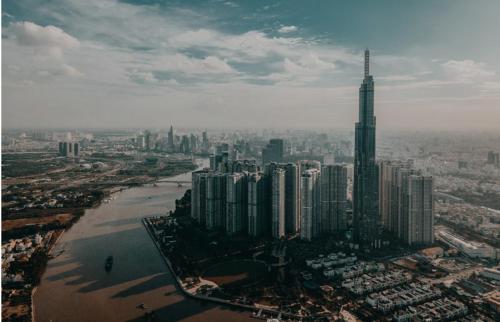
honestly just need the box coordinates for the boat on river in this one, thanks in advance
[105,256,113,272]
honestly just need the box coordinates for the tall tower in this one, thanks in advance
[168,125,174,149]
[353,49,380,247]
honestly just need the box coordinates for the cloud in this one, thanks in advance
[155,54,235,74]
[9,21,79,56]
[4,21,83,80]
[378,75,417,81]
[61,64,84,77]
[278,25,298,33]
[442,59,495,81]
[3,0,500,130]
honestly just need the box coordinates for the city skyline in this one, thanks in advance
[3,0,500,130]
[2,2,500,322]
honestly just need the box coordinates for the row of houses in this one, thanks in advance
[366,283,441,312]
[393,297,468,322]
[341,270,412,295]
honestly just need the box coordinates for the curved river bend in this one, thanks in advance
[34,159,253,322]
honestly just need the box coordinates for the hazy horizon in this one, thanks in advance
[3,0,500,130]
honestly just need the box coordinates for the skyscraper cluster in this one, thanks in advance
[353,49,434,248]
[58,141,79,158]
[191,157,348,240]
[191,49,435,247]
[136,125,210,154]
[378,160,434,246]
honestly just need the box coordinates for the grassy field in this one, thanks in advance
[2,213,74,231]
[202,260,267,288]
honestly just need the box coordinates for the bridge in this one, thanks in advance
[75,180,191,186]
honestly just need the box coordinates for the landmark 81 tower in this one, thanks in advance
[353,49,380,247]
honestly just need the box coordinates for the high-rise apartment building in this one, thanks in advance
[191,169,211,226]
[283,163,299,234]
[262,139,284,165]
[271,169,286,238]
[353,49,380,247]
[247,173,268,237]
[406,175,434,245]
[321,164,348,233]
[379,161,409,233]
[300,169,321,241]
[265,162,300,235]
[397,168,417,241]
[206,173,226,230]
[226,173,248,235]
[58,141,80,158]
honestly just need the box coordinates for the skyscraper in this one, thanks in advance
[283,163,299,234]
[300,168,321,241]
[406,175,434,245]
[168,125,174,149]
[321,164,348,233]
[265,162,299,236]
[248,173,268,237]
[262,139,284,165]
[206,173,226,230]
[397,168,417,241]
[226,173,248,235]
[353,49,380,247]
[191,169,211,226]
[379,160,415,236]
[271,169,286,238]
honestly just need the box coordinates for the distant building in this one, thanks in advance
[168,126,174,149]
[262,139,284,165]
[180,135,190,154]
[487,151,499,167]
[144,130,152,151]
[458,160,468,169]
[210,154,223,171]
[58,141,79,158]
[202,131,209,151]
[136,134,145,150]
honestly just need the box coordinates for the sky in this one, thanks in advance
[2,0,500,130]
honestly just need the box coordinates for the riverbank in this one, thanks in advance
[2,159,197,322]
[32,158,259,322]
[142,216,299,321]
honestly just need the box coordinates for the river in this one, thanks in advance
[33,159,254,322]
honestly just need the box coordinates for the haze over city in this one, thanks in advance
[3,0,500,130]
[2,2,500,322]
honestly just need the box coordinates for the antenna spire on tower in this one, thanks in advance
[364,48,370,77]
